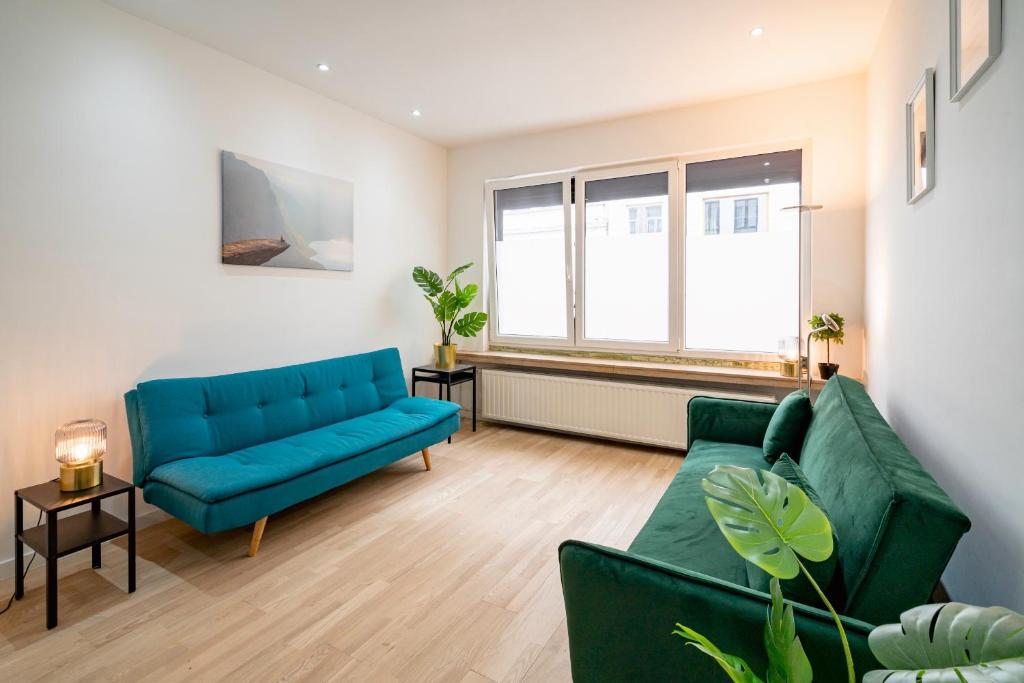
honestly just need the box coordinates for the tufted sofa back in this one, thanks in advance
[125,348,408,485]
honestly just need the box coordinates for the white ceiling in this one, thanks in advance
[105,0,891,147]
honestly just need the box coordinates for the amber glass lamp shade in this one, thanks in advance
[55,419,105,491]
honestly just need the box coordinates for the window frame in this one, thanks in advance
[679,145,811,360]
[485,171,575,349]
[704,199,721,235]
[733,196,760,233]
[484,141,811,362]
[573,160,680,352]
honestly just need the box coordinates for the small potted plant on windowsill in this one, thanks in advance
[412,262,488,369]
[809,312,844,380]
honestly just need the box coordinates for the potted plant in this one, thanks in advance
[412,262,487,369]
[809,312,845,380]
[675,465,1024,682]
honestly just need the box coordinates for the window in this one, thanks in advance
[704,200,720,235]
[580,168,673,345]
[733,197,759,233]
[491,179,570,339]
[684,150,801,353]
[628,204,663,234]
[488,149,800,357]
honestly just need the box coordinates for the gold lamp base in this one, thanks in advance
[59,461,103,492]
[779,360,800,378]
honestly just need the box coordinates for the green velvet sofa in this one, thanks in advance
[125,348,460,555]
[559,375,970,682]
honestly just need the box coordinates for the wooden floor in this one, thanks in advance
[0,423,681,682]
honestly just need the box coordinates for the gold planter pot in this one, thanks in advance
[434,343,457,369]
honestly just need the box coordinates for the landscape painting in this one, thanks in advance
[221,151,353,271]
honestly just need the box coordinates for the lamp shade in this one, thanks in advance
[55,419,106,465]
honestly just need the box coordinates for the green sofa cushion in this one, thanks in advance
[762,390,811,463]
[628,440,768,586]
[745,454,842,608]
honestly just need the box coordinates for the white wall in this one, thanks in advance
[448,74,867,376]
[0,0,447,572]
[865,2,1024,610]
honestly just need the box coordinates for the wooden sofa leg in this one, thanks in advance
[248,516,268,557]
[422,448,432,471]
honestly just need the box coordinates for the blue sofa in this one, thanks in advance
[124,348,460,555]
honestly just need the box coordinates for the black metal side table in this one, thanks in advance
[411,363,477,443]
[14,474,136,629]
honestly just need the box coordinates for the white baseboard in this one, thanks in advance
[0,507,170,581]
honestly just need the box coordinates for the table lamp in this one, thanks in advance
[55,419,105,491]
[777,337,800,379]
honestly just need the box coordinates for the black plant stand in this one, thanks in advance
[14,474,135,629]
[411,363,477,443]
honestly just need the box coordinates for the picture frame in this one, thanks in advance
[906,68,935,204]
[949,0,1002,101]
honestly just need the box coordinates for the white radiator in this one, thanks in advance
[480,369,771,449]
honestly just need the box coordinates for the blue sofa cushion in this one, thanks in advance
[133,348,408,480]
[147,397,459,503]
[142,412,460,534]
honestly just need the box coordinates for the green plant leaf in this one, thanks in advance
[702,465,833,580]
[673,624,765,683]
[453,311,487,338]
[424,294,441,320]
[435,290,460,322]
[764,578,812,683]
[864,603,1024,683]
[455,282,478,309]
[808,312,845,344]
[413,266,443,296]
[446,262,473,284]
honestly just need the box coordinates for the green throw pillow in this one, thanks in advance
[745,454,843,609]
[763,390,812,463]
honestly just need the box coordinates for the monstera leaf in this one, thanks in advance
[764,578,812,683]
[453,312,487,338]
[454,281,478,309]
[673,624,764,683]
[446,262,473,284]
[702,465,833,580]
[864,603,1024,683]
[434,290,459,321]
[412,266,443,296]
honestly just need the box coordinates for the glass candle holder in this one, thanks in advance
[55,419,106,491]
[778,337,801,379]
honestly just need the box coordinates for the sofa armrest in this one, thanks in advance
[686,396,777,450]
[559,540,878,682]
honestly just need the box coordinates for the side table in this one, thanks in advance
[14,474,136,629]
[411,363,477,443]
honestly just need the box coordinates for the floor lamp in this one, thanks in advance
[781,204,824,392]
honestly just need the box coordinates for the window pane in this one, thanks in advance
[583,172,669,343]
[705,200,720,235]
[685,151,801,353]
[494,183,567,338]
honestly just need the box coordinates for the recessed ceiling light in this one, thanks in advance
[763,178,771,184]
[750,27,764,37]
[763,161,771,167]
[411,109,422,117]
[316,63,330,72]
